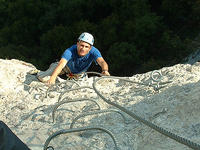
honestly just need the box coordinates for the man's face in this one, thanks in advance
[77,41,92,57]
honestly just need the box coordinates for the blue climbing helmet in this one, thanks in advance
[78,32,94,45]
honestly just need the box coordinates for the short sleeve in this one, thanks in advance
[92,47,102,60]
[61,45,75,61]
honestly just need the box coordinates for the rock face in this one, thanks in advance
[0,59,200,150]
[184,48,200,65]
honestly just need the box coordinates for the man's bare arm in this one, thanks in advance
[96,57,110,76]
[47,58,67,84]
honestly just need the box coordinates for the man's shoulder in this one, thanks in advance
[90,46,102,58]
[63,44,77,53]
[68,44,77,51]
[90,46,100,53]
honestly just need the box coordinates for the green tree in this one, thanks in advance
[40,25,74,63]
[107,42,141,75]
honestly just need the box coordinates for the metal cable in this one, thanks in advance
[43,126,119,150]
[86,72,103,76]
[52,98,101,123]
[70,109,128,129]
[92,76,200,150]
[45,80,80,98]
[57,86,94,102]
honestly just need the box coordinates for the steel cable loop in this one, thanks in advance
[45,80,80,98]
[92,76,200,150]
[70,109,128,129]
[46,146,54,150]
[43,126,119,150]
[57,86,94,102]
[86,71,103,76]
[15,105,48,127]
[151,70,163,82]
[52,98,101,123]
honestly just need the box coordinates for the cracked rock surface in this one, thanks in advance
[1,59,200,150]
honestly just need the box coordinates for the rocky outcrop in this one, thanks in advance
[0,59,200,150]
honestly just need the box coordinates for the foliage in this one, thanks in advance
[107,42,140,75]
[0,0,199,76]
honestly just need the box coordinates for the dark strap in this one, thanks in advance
[0,121,30,150]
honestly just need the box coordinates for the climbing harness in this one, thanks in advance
[66,72,87,80]
[62,64,87,80]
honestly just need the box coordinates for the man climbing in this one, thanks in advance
[37,32,110,84]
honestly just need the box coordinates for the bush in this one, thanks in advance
[107,42,141,75]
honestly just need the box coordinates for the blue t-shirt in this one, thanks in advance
[61,44,102,74]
